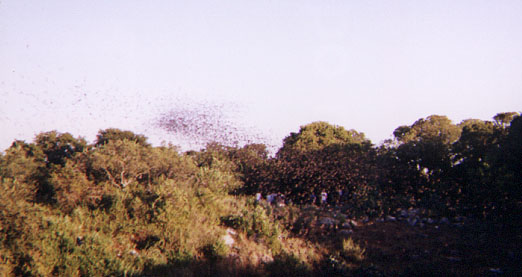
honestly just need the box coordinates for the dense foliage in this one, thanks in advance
[0,112,520,275]
[242,113,521,221]
[0,129,320,276]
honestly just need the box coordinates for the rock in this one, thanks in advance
[407,217,418,226]
[319,217,337,228]
[339,229,353,236]
[223,228,236,247]
[386,215,397,222]
[335,213,347,221]
[447,256,461,262]
[349,220,358,227]
[223,234,235,247]
[260,254,274,264]
[409,208,420,216]
[227,228,237,235]
[454,216,465,222]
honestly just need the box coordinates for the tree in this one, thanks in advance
[498,114,522,219]
[49,159,97,213]
[145,145,197,183]
[503,115,522,179]
[450,119,500,215]
[453,119,497,182]
[453,113,521,220]
[95,128,150,147]
[90,139,151,188]
[386,115,462,211]
[393,115,461,184]
[277,121,370,158]
[34,131,87,167]
[0,141,44,186]
[247,122,377,206]
[493,112,518,128]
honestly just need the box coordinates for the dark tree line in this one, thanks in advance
[239,113,521,221]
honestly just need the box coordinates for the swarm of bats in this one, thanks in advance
[155,100,266,149]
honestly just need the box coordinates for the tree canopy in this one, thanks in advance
[95,128,150,147]
[277,121,370,158]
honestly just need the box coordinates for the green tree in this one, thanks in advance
[388,115,462,212]
[95,128,150,147]
[453,119,497,183]
[277,121,370,158]
[34,131,87,166]
[0,141,45,188]
[90,139,151,188]
[393,115,461,184]
[251,122,377,207]
[503,114,522,180]
[145,144,197,184]
[497,114,522,221]
[493,112,518,128]
[450,119,500,215]
[49,159,97,213]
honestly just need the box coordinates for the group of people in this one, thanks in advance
[308,191,334,205]
[256,188,347,206]
[256,192,286,207]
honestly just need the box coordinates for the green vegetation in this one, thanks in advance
[1,112,521,276]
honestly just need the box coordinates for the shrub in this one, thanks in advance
[340,237,365,262]
[266,252,312,277]
[200,239,230,261]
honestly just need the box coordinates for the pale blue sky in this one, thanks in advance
[1,1,521,151]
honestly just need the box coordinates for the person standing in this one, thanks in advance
[321,191,328,205]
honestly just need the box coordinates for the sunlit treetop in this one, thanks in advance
[493,112,519,128]
[393,115,461,145]
[95,128,150,147]
[277,121,371,157]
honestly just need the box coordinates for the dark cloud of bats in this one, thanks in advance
[154,100,271,150]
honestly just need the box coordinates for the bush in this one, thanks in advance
[266,252,312,277]
[200,239,230,261]
[340,237,365,262]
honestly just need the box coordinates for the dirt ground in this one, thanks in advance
[332,218,520,275]
[281,204,522,276]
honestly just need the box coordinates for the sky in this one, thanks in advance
[1,0,521,152]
